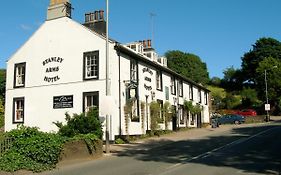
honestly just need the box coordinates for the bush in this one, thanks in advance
[54,107,103,138]
[0,99,4,128]
[0,126,65,172]
[115,138,126,144]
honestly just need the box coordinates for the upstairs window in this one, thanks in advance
[179,81,183,97]
[204,92,208,105]
[189,85,193,100]
[14,63,26,88]
[156,70,162,91]
[171,77,176,95]
[130,60,137,82]
[198,89,202,103]
[13,97,24,123]
[83,51,99,80]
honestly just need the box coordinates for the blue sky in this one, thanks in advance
[1,0,281,78]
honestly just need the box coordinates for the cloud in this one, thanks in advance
[20,24,32,31]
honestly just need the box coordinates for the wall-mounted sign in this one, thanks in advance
[143,67,153,91]
[53,95,73,109]
[43,57,64,83]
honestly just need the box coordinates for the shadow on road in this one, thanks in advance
[115,122,281,175]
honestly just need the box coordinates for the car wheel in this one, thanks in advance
[234,120,240,125]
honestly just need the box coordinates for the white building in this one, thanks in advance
[5,0,210,140]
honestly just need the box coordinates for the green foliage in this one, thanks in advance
[192,104,202,115]
[163,101,173,130]
[222,93,242,109]
[165,50,209,85]
[54,107,103,139]
[240,87,261,108]
[209,77,221,86]
[241,37,281,84]
[0,69,6,101]
[115,138,126,144]
[221,66,243,91]
[208,85,226,110]
[150,101,161,132]
[70,134,100,154]
[0,126,65,172]
[0,98,4,128]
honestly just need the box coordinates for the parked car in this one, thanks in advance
[236,109,257,116]
[217,114,245,125]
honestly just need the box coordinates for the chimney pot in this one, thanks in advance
[99,10,104,20]
[143,40,147,48]
[147,39,151,48]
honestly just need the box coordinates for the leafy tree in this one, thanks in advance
[256,57,281,114]
[222,93,242,109]
[0,98,4,128]
[0,69,6,101]
[165,50,209,85]
[240,87,260,108]
[241,37,281,84]
[221,66,243,91]
[208,85,226,111]
[209,76,221,86]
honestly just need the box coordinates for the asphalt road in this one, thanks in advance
[39,121,281,175]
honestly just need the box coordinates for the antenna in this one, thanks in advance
[149,12,156,48]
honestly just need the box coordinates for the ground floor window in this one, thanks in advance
[190,114,196,125]
[179,105,184,124]
[13,97,24,123]
[83,91,99,112]
[157,99,164,123]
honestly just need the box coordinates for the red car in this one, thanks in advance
[236,109,257,116]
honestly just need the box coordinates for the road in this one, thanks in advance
[39,121,281,175]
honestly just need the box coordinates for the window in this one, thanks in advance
[179,81,183,97]
[157,100,164,123]
[156,70,162,91]
[14,63,26,88]
[171,77,176,95]
[198,89,202,103]
[189,85,193,100]
[83,92,99,112]
[83,51,99,80]
[13,97,24,123]
[204,92,208,105]
[126,87,139,122]
[179,105,184,124]
[130,60,137,82]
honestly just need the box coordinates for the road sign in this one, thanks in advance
[265,104,270,111]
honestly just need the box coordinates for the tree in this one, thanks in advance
[208,85,227,111]
[241,37,281,84]
[209,77,221,86]
[256,57,281,114]
[240,87,260,108]
[0,69,6,101]
[221,66,243,91]
[165,50,209,85]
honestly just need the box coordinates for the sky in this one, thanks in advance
[1,0,281,78]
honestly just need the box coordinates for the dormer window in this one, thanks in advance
[14,63,26,88]
[83,51,99,80]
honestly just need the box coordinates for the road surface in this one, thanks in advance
[39,121,281,175]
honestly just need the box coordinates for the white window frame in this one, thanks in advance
[156,70,162,91]
[14,63,26,88]
[179,81,183,97]
[83,92,99,113]
[171,77,176,95]
[130,60,137,82]
[84,51,99,80]
[13,97,24,123]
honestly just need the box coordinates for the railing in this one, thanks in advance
[0,137,13,156]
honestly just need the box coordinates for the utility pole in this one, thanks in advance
[105,0,110,154]
[150,13,156,47]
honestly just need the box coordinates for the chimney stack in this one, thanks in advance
[47,0,72,20]
[83,10,106,36]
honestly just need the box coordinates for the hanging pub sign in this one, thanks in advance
[53,95,73,109]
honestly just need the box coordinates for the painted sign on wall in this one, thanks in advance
[143,67,153,91]
[43,57,64,83]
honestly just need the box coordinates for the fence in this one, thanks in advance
[0,137,13,156]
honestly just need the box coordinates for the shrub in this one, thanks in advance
[0,126,65,172]
[54,107,103,139]
[0,99,4,128]
[115,138,126,144]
